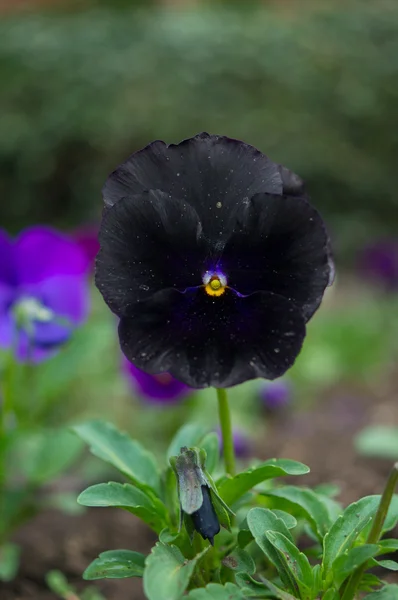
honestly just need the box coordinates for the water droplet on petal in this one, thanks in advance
[139,284,149,291]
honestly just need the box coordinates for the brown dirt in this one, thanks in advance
[2,372,398,599]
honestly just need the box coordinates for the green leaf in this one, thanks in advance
[322,496,379,575]
[144,543,207,600]
[200,432,219,474]
[375,559,398,571]
[167,423,208,460]
[247,508,299,596]
[259,576,299,600]
[235,573,273,598]
[72,420,160,495]
[238,510,297,549]
[272,510,298,530]
[266,530,314,596]
[218,459,309,505]
[332,544,380,589]
[359,573,384,593]
[0,543,20,582]
[376,538,398,554]
[187,582,247,599]
[222,548,255,575]
[78,482,167,533]
[322,590,339,600]
[83,549,146,580]
[11,428,83,484]
[364,584,398,599]
[361,495,398,539]
[355,426,398,460]
[262,485,333,540]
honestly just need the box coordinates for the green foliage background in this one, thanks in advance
[1,0,397,257]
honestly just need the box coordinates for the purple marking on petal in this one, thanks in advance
[123,359,191,404]
[15,226,90,285]
[0,230,16,286]
[260,380,291,410]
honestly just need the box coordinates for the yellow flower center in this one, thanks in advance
[204,275,226,297]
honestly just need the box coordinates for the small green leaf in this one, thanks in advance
[167,423,209,460]
[83,550,145,580]
[361,495,398,538]
[364,584,398,599]
[322,496,379,575]
[73,420,160,495]
[0,543,20,582]
[359,573,384,593]
[266,530,314,596]
[238,510,297,549]
[332,544,380,589]
[272,510,298,530]
[375,559,398,571]
[247,508,298,596]
[222,548,255,575]
[144,543,207,600]
[200,432,219,474]
[322,590,339,600]
[355,426,398,460]
[12,428,83,484]
[218,459,309,505]
[187,582,247,599]
[235,573,272,598]
[262,485,333,540]
[259,576,298,600]
[78,482,167,533]
[376,538,398,554]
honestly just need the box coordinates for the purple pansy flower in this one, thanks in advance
[0,226,90,362]
[358,239,398,290]
[260,380,291,410]
[123,359,192,404]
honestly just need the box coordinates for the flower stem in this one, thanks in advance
[216,388,235,477]
[341,462,398,600]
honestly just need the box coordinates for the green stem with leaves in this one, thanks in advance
[341,462,398,600]
[216,388,235,477]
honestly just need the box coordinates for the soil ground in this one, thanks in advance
[2,371,398,599]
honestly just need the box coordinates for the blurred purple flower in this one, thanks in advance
[0,226,90,362]
[216,427,251,458]
[123,360,192,404]
[72,224,100,269]
[359,239,398,290]
[260,380,291,410]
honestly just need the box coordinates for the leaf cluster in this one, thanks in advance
[74,420,398,600]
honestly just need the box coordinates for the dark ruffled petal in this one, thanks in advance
[102,133,284,242]
[118,287,306,388]
[95,190,206,317]
[221,193,331,320]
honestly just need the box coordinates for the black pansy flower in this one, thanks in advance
[96,133,333,388]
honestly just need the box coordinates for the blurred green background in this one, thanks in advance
[1,1,398,594]
[1,0,398,259]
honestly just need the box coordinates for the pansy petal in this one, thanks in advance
[96,190,206,317]
[118,288,306,388]
[27,275,90,325]
[0,313,13,350]
[124,361,190,403]
[0,230,16,286]
[103,133,285,241]
[15,226,89,285]
[222,193,331,320]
